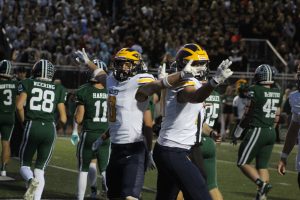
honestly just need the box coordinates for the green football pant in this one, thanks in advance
[237,127,275,169]
[201,136,218,190]
[77,130,110,172]
[0,113,15,141]
[19,120,56,170]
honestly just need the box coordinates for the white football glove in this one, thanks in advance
[147,151,156,170]
[92,137,103,151]
[70,130,80,145]
[210,59,233,87]
[158,63,168,79]
[180,60,196,79]
[233,125,244,138]
[75,48,90,64]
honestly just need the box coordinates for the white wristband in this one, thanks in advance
[162,76,172,88]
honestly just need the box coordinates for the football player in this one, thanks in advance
[0,60,18,177]
[136,43,233,200]
[201,70,223,200]
[16,59,67,200]
[277,64,300,188]
[234,64,282,200]
[75,47,200,200]
[73,59,110,200]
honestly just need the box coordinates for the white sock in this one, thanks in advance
[101,171,108,191]
[34,168,45,200]
[88,162,97,188]
[77,171,88,200]
[20,166,33,182]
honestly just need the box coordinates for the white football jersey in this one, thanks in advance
[232,95,248,119]
[158,77,203,149]
[107,73,155,144]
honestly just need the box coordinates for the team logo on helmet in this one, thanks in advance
[254,64,275,85]
[174,43,210,80]
[113,48,143,82]
[32,59,55,81]
[0,60,13,78]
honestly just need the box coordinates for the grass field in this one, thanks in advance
[0,137,299,200]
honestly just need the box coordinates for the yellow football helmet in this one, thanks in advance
[113,48,143,81]
[174,43,210,80]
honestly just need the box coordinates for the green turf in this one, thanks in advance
[0,137,298,199]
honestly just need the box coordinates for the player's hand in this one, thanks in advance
[277,159,287,175]
[70,131,80,145]
[158,63,168,79]
[210,59,233,86]
[92,137,103,152]
[75,48,90,64]
[210,130,222,144]
[147,151,156,170]
[180,60,197,79]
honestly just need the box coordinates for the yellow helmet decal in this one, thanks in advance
[115,48,141,61]
[182,45,209,61]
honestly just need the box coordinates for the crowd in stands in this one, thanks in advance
[0,0,300,72]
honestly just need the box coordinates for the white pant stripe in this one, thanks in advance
[19,121,32,166]
[238,127,257,165]
[240,128,261,165]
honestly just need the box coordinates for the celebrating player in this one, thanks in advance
[234,64,282,200]
[136,43,233,200]
[17,59,67,200]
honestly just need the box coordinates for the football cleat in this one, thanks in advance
[90,186,98,199]
[24,178,39,200]
[255,182,272,200]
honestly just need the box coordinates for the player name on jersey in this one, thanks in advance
[0,84,16,89]
[33,81,55,89]
[206,95,220,102]
[264,92,280,98]
[92,92,108,99]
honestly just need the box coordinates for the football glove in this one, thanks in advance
[210,59,233,87]
[75,48,90,64]
[70,130,80,145]
[147,151,156,170]
[180,60,198,79]
[233,125,244,138]
[92,137,103,151]
[158,63,168,79]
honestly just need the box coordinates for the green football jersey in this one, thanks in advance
[0,79,18,114]
[204,90,221,127]
[18,78,66,122]
[76,83,108,132]
[248,85,282,127]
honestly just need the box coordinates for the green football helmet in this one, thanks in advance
[0,60,13,78]
[254,64,274,84]
[32,59,55,81]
